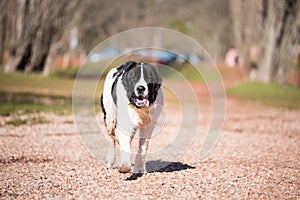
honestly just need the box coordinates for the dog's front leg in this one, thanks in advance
[133,125,153,174]
[118,129,132,173]
[133,138,149,174]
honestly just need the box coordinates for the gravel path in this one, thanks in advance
[0,99,299,199]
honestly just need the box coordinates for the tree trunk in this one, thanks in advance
[0,1,17,65]
[256,1,282,83]
[229,0,300,84]
[273,0,300,83]
[0,6,7,64]
[3,0,78,74]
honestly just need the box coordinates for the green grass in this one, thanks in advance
[168,63,204,81]
[2,65,299,117]
[0,71,73,115]
[0,71,74,96]
[0,91,72,116]
[227,82,300,109]
[5,116,49,126]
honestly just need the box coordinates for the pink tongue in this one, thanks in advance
[143,99,150,107]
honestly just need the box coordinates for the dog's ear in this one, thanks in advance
[115,61,137,77]
[144,63,162,85]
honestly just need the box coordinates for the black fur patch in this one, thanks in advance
[122,64,142,105]
[142,63,162,105]
[100,94,106,122]
[111,61,138,106]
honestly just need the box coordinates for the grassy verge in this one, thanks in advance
[0,91,72,116]
[3,65,299,117]
[0,71,73,115]
[0,71,74,96]
[227,81,300,109]
[5,116,50,126]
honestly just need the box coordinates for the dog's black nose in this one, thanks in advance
[136,85,146,94]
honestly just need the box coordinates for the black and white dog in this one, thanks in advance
[101,61,163,174]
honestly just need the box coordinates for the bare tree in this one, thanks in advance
[0,1,16,65]
[78,0,233,59]
[2,0,78,74]
[1,0,234,73]
[229,0,300,83]
[78,0,159,52]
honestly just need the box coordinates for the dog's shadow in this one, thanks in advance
[126,160,195,181]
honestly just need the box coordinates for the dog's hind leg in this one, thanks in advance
[118,133,132,173]
[105,120,117,168]
[105,140,116,168]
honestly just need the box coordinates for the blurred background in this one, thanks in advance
[1,1,300,197]
[0,0,300,118]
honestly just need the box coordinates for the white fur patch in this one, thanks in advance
[134,63,148,97]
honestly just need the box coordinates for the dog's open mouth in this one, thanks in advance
[134,96,150,107]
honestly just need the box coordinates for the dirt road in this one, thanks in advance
[0,99,299,199]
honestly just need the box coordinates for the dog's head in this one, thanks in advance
[121,62,162,108]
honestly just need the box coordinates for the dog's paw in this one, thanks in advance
[118,163,131,173]
[105,160,113,169]
[105,149,115,168]
[133,166,146,174]
[126,173,143,181]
